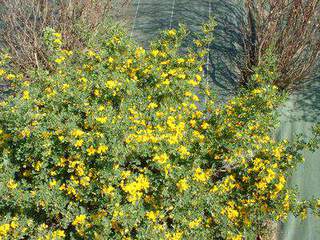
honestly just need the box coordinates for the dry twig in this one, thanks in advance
[241,0,320,90]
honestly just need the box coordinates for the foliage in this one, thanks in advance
[0,20,319,240]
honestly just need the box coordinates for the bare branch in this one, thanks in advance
[240,0,320,91]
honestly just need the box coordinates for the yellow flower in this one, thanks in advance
[221,202,239,221]
[201,122,210,130]
[86,146,96,156]
[167,134,179,145]
[0,223,10,236]
[98,105,105,111]
[151,49,159,57]
[284,192,290,211]
[168,29,177,36]
[192,95,199,101]
[146,210,159,222]
[188,217,202,229]
[193,167,210,182]
[187,80,198,86]
[195,74,201,81]
[176,178,189,192]
[0,69,6,76]
[20,128,31,138]
[155,112,164,118]
[87,50,96,57]
[33,161,42,171]
[121,174,149,203]
[192,130,205,142]
[265,168,276,183]
[72,214,86,226]
[71,129,84,138]
[194,39,202,47]
[6,73,15,80]
[97,144,108,154]
[49,179,57,188]
[153,153,169,164]
[10,219,18,229]
[136,175,150,189]
[177,73,186,79]
[227,233,243,240]
[147,102,158,109]
[184,91,192,97]
[105,80,117,89]
[62,83,70,91]
[121,170,131,179]
[161,73,169,78]
[65,50,73,56]
[210,185,219,193]
[96,116,108,124]
[7,179,18,190]
[252,88,263,95]
[272,146,283,160]
[22,90,30,100]
[74,139,84,148]
[164,163,173,176]
[168,69,177,75]
[102,185,115,195]
[135,47,146,57]
[94,89,101,97]
[53,32,62,38]
[189,103,197,110]
[189,119,197,128]
[177,58,185,64]
[80,176,90,187]
[54,56,65,64]
[177,146,190,159]
[53,230,65,238]
[162,79,170,85]
[166,231,183,240]
[79,77,87,83]
[108,56,114,63]
[160,60,170,65]
[255,180,267,191]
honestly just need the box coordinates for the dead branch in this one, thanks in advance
[241,0,320,91]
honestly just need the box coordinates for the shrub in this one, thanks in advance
[241,0,320,90]
[0,20,319,240]
[0,0,132,71]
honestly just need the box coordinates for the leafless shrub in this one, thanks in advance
[0,0,131,71]
[241,0,320,90]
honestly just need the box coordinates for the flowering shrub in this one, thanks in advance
[0,21,319,240]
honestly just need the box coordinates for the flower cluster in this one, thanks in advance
[0,20,319,240]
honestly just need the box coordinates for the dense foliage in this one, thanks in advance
[0,21,319,240]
